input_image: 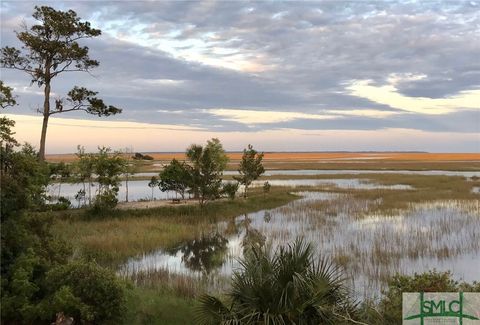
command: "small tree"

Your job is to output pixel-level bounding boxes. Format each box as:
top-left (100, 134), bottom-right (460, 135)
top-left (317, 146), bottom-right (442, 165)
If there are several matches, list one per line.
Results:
top-left (159, 159), bottom-right (190, 200)
top-left (91, 147), bottom-right (124, 210)
top-left (234, 144), bottom-right (265, 198)
top-left (263, 181), bottom-right (271, 196)
top-left (148, 176), bottom-right (158, 200)
top-left (121, 147), bottom-right (137, 202)
top-left (186, 138), bottom-right (229, 206)
top-left (222, 182), bottom-right (239, 200)
top-left (75, 146), bottom-right (94, 206)
top-left (1, 6), bottom-right (122, 160)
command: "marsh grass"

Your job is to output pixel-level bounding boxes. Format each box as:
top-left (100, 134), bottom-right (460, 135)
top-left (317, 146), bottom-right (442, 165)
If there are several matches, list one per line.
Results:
top-left (260, 161), bottom-right (480, 171)
top-left (123, 285), bottom-right (198, 325)
top-left (52, 188), bottom-right (297, 266)
top-left (256, 173), bottom-right (479, 213)
top-left (131, 158), bottom-right (480, 173)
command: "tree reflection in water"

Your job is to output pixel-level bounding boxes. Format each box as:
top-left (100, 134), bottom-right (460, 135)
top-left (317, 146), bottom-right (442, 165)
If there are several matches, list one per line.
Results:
top-left (165, 214), bottom-right (267, 274)
top-left (241, 214), bottom-right (266, 255)
top-left (166, 233), bottom-right (228, 274)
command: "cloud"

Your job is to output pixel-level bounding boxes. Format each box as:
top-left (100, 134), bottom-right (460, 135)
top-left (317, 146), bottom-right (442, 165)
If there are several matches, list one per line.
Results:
top-left (1, 0), bottom-right (479, 151)
top-left (347, 78), bottom-right (480, 115)
top-left (209, 108), bottom-right (337, 124)
top-left (6, 114), bottom-right (478, 153)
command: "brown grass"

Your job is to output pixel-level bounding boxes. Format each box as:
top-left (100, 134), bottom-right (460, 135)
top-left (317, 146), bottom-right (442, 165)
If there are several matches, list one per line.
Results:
top-left (46, 152), bottom-right (480, 163)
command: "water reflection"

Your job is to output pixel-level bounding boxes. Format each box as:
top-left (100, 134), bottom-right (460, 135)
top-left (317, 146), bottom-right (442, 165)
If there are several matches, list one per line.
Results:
top-left (240, 214), bottom-right (266, 255)
top-left (165, 233), bottom-right (228, 274)
top-left (48, 178), bottom-right (412, 205)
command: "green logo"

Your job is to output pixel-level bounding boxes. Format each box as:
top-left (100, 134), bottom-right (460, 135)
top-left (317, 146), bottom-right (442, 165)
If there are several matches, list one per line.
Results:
top-left (403, 292), bottom-right (480, 324)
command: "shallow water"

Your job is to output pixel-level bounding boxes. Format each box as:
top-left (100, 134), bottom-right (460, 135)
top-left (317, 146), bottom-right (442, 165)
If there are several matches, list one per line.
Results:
top-left (119, 192), bottom-right (480, 299)
top-left (47, 178), bottom-right (410, 204)
top-left (250, 178), bottom-right (412, 190)
top-left (47, 180), bottom-right (187, 204)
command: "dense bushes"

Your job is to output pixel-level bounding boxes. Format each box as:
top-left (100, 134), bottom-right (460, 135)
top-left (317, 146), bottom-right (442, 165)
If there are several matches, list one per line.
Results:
top-left (0, 143), bottom-right (50, 220)
top-left (221, 182), bottom-right (239, 200)
top-left (1, 213), bottom-right (126, 324)
top-left (44, 261), bottom-right (127, 323)
top-left (1, 121), bottom-right (127, 324)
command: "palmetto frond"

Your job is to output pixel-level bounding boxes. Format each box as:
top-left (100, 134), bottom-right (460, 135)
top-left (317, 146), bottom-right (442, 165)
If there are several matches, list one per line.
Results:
top-left (196, 238), bottom-right (358, 324)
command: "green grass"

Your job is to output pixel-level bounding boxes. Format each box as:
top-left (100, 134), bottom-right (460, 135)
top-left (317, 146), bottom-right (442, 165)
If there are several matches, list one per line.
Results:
top-left (123, 286), bottom-right (197, 325)
top-left (257, 173), bottom-right (479, 213)
top-left (330, 174), bottom-right (479, 213)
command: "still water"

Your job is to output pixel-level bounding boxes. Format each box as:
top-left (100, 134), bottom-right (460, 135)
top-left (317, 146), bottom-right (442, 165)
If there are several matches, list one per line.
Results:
top-left (48, 178), bottom-right (412, 204)
top-left (119, 192), bottom-right (480, 298)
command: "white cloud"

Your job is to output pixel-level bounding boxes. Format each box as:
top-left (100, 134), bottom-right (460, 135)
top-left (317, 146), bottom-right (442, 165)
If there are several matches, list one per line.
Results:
top-left (209, 108), bottom-right (338, 124)
top-left (327, 109), bottom-right (400, 118)
top-left (209, 108), bottom-right (401, 124)
top-left (347, 78), bottom-right (480, 115)
top-left (5, 114), bottom-right (203, 131)
top-left (134, 78), bottom-right (185, 86)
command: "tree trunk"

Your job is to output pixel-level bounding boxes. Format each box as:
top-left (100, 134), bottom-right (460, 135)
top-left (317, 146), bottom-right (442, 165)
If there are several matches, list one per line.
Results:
top-left (125, 175), bottom-right (129, 202)
top-left (38, 62), bottom-right (51, 161)
top-left (38, 101), bottom-right (50, 161)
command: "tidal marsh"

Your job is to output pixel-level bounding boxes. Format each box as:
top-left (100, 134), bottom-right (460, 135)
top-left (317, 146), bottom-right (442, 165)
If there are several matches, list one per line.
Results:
top-left (52, 189), bottom-right (297, 265)
top-left (112, 174), bottom-right (480, 300)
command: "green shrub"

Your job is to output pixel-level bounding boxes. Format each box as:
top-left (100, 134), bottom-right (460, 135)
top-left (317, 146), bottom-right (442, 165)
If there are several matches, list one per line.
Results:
top-left (221, 182), bottom-right (239, 200)
top-left (43, 260), bottom-right (127, 323)
top-left (48, 196), bottom-right (71, 211)
top-left (1, 214), bottom-right (127, 324)
top-left (373, 270), bottom-right (480, 325)
top-left (90, 188), bottom-right (119, 214)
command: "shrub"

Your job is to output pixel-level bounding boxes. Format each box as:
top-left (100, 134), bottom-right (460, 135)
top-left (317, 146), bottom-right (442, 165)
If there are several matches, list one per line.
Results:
top-left (90, 188), bottom-right (119, 214)
top-left (42, 260), bottom-right (127, 324)
top-left (196, 238), bottom-right (358, 324)
top-left (49, 196), bottom-right (71, 211)
top-left (263, 181), bottom-right (271, 195)
top-left (221, 182), bottom-right (239, 200)
top-left (1, 213), bottom-right (71, 323)
top-left (375, 270), bottom-right (480, 325)
top-left (1, 214), bottom-right (127, 324)
top-left (132, 152), bottom-right (154, 160)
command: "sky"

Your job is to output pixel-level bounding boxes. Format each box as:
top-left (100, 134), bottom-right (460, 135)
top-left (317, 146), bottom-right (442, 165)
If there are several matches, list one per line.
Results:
top-left (1, 0), bottom-right (479, 153)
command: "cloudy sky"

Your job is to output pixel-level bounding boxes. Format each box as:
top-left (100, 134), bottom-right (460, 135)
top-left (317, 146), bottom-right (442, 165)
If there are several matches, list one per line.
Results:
top-left (1, 0), bottom-right (479, 153)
